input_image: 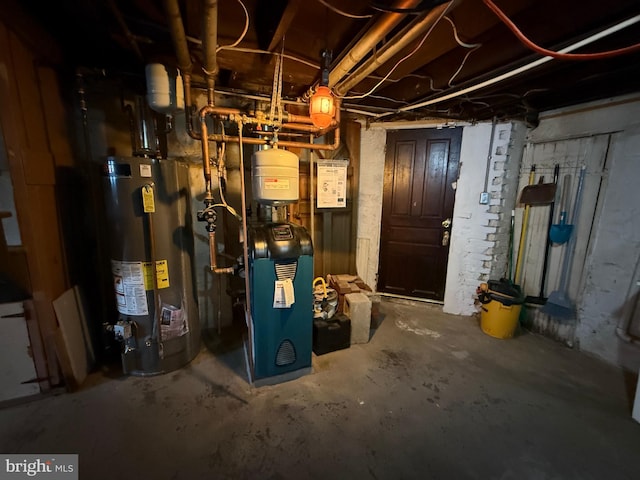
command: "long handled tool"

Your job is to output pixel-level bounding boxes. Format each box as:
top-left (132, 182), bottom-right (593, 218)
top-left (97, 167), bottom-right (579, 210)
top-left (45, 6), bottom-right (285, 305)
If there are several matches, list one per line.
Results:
top-left (526, 164), bottom-right (559, 304)
top-left (542, 165), bottom-right (587, 318)
top-left (514, 165), bottom-right (536, 284)
top-left (549, 174), bottom-right (574, 244)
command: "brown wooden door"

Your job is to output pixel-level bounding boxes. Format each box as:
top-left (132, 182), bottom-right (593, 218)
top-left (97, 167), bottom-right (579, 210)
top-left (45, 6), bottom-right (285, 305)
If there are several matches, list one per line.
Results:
top-left (378, 128), bottom-right (461, 300)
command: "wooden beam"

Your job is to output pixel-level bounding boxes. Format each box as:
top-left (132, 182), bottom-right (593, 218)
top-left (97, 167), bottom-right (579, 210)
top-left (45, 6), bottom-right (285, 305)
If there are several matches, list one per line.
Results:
top-left (267, 0), bottom-right (302, 52)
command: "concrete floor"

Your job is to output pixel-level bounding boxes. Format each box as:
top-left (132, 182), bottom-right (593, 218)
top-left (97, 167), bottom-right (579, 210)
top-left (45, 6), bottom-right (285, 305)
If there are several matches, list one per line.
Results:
top-left (1, 298), bottom-right (639, 479)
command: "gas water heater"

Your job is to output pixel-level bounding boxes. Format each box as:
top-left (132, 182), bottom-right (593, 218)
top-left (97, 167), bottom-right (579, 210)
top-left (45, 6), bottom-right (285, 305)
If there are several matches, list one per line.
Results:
top-left (248, 147), bottom-right (314, 385)
top-left (101, 97), bottom-right (199, 375)
top-left (103, 156), bottom-right (200, 375)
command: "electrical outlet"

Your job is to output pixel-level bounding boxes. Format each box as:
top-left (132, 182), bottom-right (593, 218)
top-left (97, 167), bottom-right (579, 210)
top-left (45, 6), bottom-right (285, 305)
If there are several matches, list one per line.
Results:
top-left (479, 192), bottom-right (490, 204)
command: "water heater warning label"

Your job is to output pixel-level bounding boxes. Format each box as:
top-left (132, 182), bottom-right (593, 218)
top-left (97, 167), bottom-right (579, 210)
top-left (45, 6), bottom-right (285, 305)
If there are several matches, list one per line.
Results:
top-left (143, 260), bottom-right (170, 289)
top-left (111, 260), bottom-right (149, 316)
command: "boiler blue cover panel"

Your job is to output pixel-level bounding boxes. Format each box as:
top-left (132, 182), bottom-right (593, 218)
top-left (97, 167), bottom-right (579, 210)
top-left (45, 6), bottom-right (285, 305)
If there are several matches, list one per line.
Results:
top-left (251, 255), bottom-right (313, 380)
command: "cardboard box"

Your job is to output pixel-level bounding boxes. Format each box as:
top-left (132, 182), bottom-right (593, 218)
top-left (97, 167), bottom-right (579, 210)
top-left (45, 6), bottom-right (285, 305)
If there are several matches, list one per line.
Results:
top-left (327, 274), bottom-right (372, 314)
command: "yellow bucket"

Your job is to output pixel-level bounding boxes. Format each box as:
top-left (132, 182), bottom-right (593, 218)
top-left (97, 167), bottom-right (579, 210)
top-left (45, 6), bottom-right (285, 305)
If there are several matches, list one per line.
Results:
top-left (480, 299), bottom-right (521, 339)
top-left (478, 280), bottom-right (523, 339)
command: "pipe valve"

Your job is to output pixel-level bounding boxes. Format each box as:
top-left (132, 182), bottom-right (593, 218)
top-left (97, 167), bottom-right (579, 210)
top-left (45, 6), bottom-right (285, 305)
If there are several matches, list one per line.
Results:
top-left (197, 198), bottom-right (217, 233)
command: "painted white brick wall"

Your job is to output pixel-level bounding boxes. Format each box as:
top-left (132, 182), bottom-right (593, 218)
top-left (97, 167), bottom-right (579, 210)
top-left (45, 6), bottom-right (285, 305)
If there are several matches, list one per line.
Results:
top-left (356, 120), bottom-right (525, 316)
top-left (444, 122), bottom-right (525, 315)
top-left (489, 123), bottom-right (526, 281)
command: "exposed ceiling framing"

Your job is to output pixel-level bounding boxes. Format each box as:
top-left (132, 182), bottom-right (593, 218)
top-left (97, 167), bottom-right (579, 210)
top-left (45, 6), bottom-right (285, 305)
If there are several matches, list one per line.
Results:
top-left (14, 0), bottom-right (640, 124)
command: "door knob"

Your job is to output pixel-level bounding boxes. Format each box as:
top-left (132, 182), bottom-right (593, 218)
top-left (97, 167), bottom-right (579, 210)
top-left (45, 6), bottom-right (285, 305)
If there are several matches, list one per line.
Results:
top-left (441, 218), bottom-right (452, 228)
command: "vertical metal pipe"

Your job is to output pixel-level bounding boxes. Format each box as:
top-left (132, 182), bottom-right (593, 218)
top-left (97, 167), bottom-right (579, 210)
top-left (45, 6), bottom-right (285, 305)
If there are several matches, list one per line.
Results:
top-left (200, 113), bottom-right (212, 193)
top-left (237, 121), bottom-right (254, 377)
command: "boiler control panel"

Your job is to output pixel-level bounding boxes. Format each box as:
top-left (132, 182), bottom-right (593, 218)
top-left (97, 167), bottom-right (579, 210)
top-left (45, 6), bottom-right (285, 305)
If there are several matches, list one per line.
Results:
top-left (250, 222), bottom-right (313, 260)
top-left (272, 224), bottom-right (294, 241)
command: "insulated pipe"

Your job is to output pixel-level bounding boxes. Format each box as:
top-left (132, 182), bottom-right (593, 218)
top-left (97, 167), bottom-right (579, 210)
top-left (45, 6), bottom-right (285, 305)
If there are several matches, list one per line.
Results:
top-left (202, 0), bottom-right (219, 106)
top-left (335, 1), bottom-right (454, 95)
top-left (328, 0), bottom-right (422, 88)
top-left (163, 0), bottom-right (193, 75)
top-left (163, 0), bottom-right (200, 139)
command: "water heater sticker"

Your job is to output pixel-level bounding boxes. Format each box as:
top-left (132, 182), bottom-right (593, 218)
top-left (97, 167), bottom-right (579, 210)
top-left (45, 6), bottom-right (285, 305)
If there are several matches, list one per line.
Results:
top-left (143, 260), bottom-right (170, 290)
top-left (139, 164), bottom-right (152, 177)
top-left (111, 260), bottom-right (149, 315)
top-left (264, 178), bottom-right (290, 190)
top-left (161, 304), bottom-right (189, 339)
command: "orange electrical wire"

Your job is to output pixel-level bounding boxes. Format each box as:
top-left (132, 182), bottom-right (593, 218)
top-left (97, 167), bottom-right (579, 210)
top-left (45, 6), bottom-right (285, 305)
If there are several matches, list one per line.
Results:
top-left (483, 0), bottom-right (640, 60)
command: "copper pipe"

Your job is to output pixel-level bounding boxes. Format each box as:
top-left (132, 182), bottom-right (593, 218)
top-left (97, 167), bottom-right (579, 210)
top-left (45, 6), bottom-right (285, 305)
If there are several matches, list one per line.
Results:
top-left (199, 105), bottom-right (323, 130)
top-left (200, 114), bottom-right (213, 192)
top-left (183, 73), bottom-right (201, 140)
top-left (212, 134), bottom-right (266, 145)
top-left (202, 131), bottom-right (340, 151)
top-left (211, 106), bottom-right (244, 117)
top-left (209, 231), bottom-right (234, 274)
top-left (283, 112), bottom-right (314, 124)
top-left (202, 0), bottom-right (219, 105)
top-left (251, 111), bottom-right (318, 126)
top-left (280, 123), bottom-right (323, 133)
top-left (335, 1), bottom-right (454, 95)
top-left (328, 0), bottom-right (422, 88)
top-left (275, 102), bottom-right (340, 149)
top-left (198, 101), bottom-right (341, 151)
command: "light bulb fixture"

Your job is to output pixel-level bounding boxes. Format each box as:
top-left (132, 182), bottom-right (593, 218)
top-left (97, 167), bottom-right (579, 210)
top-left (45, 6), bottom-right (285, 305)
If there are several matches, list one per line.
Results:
top-left (309, 49), bottom-right (335, 129)
top-left (309, 86), bottom-right (335, 129)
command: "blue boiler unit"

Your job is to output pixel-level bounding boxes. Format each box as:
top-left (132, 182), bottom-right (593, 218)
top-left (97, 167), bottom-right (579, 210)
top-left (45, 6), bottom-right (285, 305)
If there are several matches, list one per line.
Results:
top-left (249, 222), bottom-right (313, 384)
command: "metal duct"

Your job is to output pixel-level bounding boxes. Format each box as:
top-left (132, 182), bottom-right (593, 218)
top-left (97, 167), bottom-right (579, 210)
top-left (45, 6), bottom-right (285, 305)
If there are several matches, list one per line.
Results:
top-left (328, 0), bottom-right (422, 88)
top-left (334, 1), bottom-right (455, 96)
